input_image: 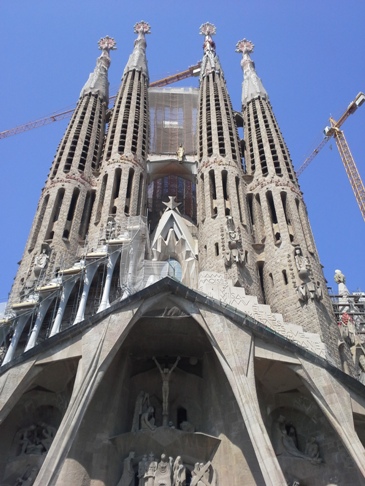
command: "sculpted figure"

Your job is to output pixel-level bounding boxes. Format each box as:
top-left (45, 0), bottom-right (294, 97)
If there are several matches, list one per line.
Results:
top-left (153, 356), bottom-right (180, 423)
top-left (154, 453), bottom-right (172, 486)
top-left (294, 247), bottom-right (309, 280)
top-left (334, 269), bottom-right (346, 284)
top-left (340, 312), bottom-right (356, 346)
top-left (19, 424), bottom-right (44, 455)
top-left (275, 416), bottom-right (322, 464)
top-left (34, 249), bottom-right (49, 277)
top-left (117, 451), bottom-right (135, 486)
top-left (173, 456), bottom-right (186, 486)
top-left (176, 144), bottom-right (185, 162)
top-left (141, 406), bottom-right (156, 431)
top-left (305, 436), bottom-right (320, 460)
top-left (145, 452), bottom-right (158, 486)
top-left (138, 454), bottom-right (149, 486)
top-left (15, 466), bottom-right (38, 485)
top-left (131, 391), bottom-right (150, 432)
top-left (180, 421), bottom-right (195, 432)
top-left (40, 422), bottom-right (56, 451)
top-left (190, 461), bottom-right (216, 486)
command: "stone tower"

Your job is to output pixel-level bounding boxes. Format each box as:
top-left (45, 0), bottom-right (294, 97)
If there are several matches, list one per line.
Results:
top-left (196, 23), bottom-right (261, 297)
top-left (88, 21), bottom-right (150, 243)
top-left (9, 36), bottom-right (115, 307)
top-left (237, 39), bottom-right (339, 357)
top-left (1, 23), bottom-right (365, 486)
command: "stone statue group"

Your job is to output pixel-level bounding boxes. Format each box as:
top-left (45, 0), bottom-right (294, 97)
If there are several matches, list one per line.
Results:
top-left (117, 451), bottom-right (217, 486)
top-left (19, 422), bottom-right (56, 456)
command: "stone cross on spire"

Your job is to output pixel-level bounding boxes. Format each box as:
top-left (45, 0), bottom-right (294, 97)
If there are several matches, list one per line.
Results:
top-left (236, 38), bottom-right (268, 107)
top-left (80, 36), bottom-right (116, 101)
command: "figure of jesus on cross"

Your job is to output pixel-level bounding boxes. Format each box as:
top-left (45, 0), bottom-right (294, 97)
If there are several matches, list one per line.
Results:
top-left (153, 356), bottom-right (180, 426)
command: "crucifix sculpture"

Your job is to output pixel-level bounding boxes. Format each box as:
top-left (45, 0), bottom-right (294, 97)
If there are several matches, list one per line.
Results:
top-left (152, 356), bottom-right (180, 426)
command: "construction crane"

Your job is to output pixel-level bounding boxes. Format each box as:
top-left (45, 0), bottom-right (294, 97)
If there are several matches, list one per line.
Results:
top-left (0, 62), bottom-right (202, 140)
top-left (297, 92), bottom-right (365, 221)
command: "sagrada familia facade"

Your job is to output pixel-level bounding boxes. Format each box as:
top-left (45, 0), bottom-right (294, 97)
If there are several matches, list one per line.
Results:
top-left (0, 21), bottom-right (365, 486)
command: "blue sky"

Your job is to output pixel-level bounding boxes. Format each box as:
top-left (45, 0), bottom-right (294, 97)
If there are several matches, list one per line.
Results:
top-left (0, 0), bottom-right (364, 301)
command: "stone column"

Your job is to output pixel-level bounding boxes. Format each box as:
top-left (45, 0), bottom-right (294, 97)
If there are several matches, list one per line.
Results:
top-left (97, 250), bottom-right (120, 313)
top-left (25, 297), bottom-right (54, 351)
top-left (73, 262), bottom-right (99, 324)
top-left (2, 314), bottom-right (29, 365)
top-left (49, 278), bottom-right (78, 336)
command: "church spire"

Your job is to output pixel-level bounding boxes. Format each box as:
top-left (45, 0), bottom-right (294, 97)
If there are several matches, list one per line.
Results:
top-left (123, 20), bottom-right (150, 78)
top-left (196, 23), bottom-right (261, 296)
top-left (80, 36), bottom-right (116, 102)
top-left (199, 22), bottom-right (222, 78)
top-left (236, 39), bottom-right (268, 107)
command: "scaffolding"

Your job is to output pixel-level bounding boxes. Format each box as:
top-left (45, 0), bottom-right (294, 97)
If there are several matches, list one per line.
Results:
top-left (149, 87), bottom-right (199, 156)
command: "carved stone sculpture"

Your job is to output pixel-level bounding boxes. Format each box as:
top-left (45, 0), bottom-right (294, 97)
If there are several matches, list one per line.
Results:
top-left (176, 144), bottom-right (185, 162)
top-left (274, 416), bottom-right (322, 464)
top-left (191, 461), bottom-right (216, 486)
top-left (131, 391), bottom-right (150, 432)
top-left (173, 456), bottom-right (186, 486)
top-left (138, 454), bottom-right (149, 486)
top-left (225, 216), bottom-right (243, 266)
top-left (305, 436), bottom-right (321, 460)
top-left (15, 465), bottom-right (38, 485)
top-left (294, 247), bottom-right (309, 280)
top-left (153, 356), bottom-right (180, 426)
top-left (34, 248), bottom-right (49, 278)
top-left (19, 423), bottom-right (53, 456)
top-left (117, 451), bottom-right (135, 486)
top-left (141, 406), bottom-right (156, 431)
top-left (294, 248), bottom-right (322, 303)
top-left (145, 452), bottom-right (158, 486)
top-left (154, 453), bottom-right (172, 486)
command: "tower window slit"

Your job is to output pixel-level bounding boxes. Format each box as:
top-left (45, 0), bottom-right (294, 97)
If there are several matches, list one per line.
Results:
top-left (63, 187), bottom-right (80, 239)
top-left (136, 174), bottom-right (143, 216)
top-left (45, 188), bottom-right (65, 240)
top-left (79, 190), bottom-right (95, 239)
top-left (235, 177), bottom-right (243, 223)
top-left (95, 174), bottom-right (108, 224)
top-left (257, 262), bottom-right (266, 304)
top-left (125, 168), bottom-right (135, 214)
top-left (214, 243), bottom-right (219, 256)
top-left (282, 270), bottom-right (288, 285)
top-left (209, 169), bottom-right (217, 217)
top-left (222, 170), bottom-right (230, 216)
top-left (266, 191), bottom-right (280, 242)
top-left (29, 194), bottom-right (49, 251)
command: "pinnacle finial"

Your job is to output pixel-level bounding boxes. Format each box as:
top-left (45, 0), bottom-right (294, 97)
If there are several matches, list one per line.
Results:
top-left (134, 21), bottom-right (151, 35)
top-left (200, 22), bottom-right (216, 54)
top-left (199, 22), bottom-right (216, 37)
top-left (235, 39), bottom-right (254, 55)
top-left (98, 36), bottom-right (117, 52)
